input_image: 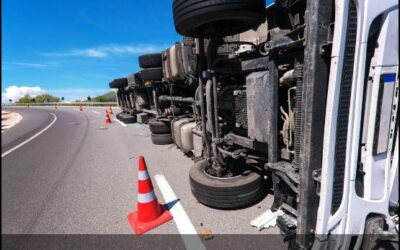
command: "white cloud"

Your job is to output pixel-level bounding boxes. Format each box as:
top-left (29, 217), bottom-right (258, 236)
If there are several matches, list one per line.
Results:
top-left (42, 49), bottom-right (107, 58)
top-left (71, 48), bottom-right (108, 58)
top-left (101, 45), bottom-right (162, 54)
top-left (2, 86), bottom-right (46, 102)
top-left (3, 61), bottom-right (59, 68)
top-left (42, 44), bottom-right (165, 58)
top-left (1, 86), bottom-right (111, 103)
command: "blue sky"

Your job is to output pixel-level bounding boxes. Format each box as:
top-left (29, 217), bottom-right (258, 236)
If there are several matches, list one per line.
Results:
top-left (2, 0), bottom-right (273, 102)
top-left (2, 0), bottom-right (181, 101)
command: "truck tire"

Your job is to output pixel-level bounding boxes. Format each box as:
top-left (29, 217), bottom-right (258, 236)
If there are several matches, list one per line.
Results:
top-left (116, 112), bottom-right (123, 120)
top-left (189, 159), bottom-right (264, 209)
top-left (109, 78), bottom-right (128, 88)
top-left (139, 53), bottom-right (162, 68)
top-left (141, 67), bottom-right (163, 82)
top-left (173, 0), bottom-right (266, 37)
top-left (149, 119), bottom-right (171, 134)
top-left (120, 115), bottom-right (137, 124)
top-left (151, 133), bottom-right (174, 145)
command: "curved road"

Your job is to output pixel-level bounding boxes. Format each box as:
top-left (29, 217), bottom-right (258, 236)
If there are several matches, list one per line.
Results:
top-left (2, 107), bottom-right (90, 233)
top-left (2, 106), bottom-right (136, 235)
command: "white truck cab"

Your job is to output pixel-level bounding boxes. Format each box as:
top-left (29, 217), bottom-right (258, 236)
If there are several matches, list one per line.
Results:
top-left (316, 1), bottom-right (398, 248)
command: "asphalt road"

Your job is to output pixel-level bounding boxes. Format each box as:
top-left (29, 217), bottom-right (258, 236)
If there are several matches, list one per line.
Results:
top-left (2, 106), bottom-right (283, 248)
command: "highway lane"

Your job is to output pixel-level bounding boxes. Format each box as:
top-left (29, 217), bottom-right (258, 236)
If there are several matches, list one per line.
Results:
top-left (2, 107), bottom-right (91, 234)
top-left (1, 106), bottom-right (180, 235)
top-left (2, 106), bottom-right (280, 248)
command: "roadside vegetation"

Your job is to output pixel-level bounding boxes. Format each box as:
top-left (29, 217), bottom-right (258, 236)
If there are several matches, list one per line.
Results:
top-left (14, 91), bottom-right (116, 104)
top-left (90, 91), bottom-right (117, 102)
top-left (16, 94), bottom-right (60, 104)
top-left (7, 91), bottom-right (118, 107)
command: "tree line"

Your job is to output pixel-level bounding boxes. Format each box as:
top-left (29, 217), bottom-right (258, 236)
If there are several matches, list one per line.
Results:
top-left (16, 94), bottom-right (60, 103)
top-left (15, 91), bottom-right (116, 103)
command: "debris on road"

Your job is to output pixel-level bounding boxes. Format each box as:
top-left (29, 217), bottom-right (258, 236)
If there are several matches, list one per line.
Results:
top-left (250, 209), bottom-right (284, 231)
top-left (200, 229), bottom-right (213, 240)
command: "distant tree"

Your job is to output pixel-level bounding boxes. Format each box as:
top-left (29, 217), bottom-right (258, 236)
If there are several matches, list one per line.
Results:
top-left (34, 94), bottom-right (60, 103)
top-left (93, 96), bottom-right (107, 102)
top-left (92, 91), bottom-right (117, 102)
top-left (17, 94), bottom-right (31, 103)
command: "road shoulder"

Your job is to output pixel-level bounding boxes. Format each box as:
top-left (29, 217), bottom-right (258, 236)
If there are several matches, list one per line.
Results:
top-left (2, 110), bottom-right (23, 132)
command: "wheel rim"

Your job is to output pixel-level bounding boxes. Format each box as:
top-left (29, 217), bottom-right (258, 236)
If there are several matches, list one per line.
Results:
top-left (203, 165), bottom-right (252, 180)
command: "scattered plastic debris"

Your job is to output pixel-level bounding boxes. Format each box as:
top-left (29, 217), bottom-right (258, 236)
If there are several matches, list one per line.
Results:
top-left (200, 229), bottom-right (213, 240)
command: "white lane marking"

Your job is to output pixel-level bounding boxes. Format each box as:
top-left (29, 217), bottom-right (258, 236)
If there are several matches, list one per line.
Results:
top-left (154, 174), bottom-right (206, 250)
top-left (2, 113), bottom-right (57, 158)
top-left (92, 111), bottom-right (101, 114)
top-left (114, 118), bottom-right (126, 127)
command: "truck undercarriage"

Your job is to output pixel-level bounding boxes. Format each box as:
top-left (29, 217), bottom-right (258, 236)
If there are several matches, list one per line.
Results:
top-left (109, 0), bottom-right (399, 248)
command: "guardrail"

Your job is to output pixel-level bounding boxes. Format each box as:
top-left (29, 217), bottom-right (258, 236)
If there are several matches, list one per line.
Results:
top-left (2, 102), bottom-right (119, 107)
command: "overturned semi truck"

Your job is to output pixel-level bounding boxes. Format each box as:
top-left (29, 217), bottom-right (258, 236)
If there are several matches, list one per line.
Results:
top-left (109, 0), bottom-right (399, 248)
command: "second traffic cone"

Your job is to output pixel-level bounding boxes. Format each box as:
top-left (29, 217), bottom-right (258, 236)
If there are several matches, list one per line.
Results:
top-left (128, 156), bottom-right (173, 235)
top-left (108, 105), bottom-right (113, 115)
top-left (105, 111), bottom-right (112, 124)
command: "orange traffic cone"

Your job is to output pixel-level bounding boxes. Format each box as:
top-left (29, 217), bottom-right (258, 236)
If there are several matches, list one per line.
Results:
top-left (108, 105), bottom-right (113, 115)
top-left (128, 156), bottom-right (173, 235)
top-left (105, 111), bottom-right (112, 124)
top-left (79, 105), bottom-right (83, 111)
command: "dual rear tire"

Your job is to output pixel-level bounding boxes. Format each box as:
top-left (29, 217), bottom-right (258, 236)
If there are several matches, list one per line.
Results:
top-left (117, 112), bottom-right (137, 124)
top-left (139, 53), bottom-right (162, 68)
top-left (141, 67), bottom-right (163, 82)
top-left (109, 78), bottom-right (128, 88)
top-left (139, 53), bottom-right (163, 82)
top-left (150, 133), bottom-right (173, 145)
top-left (120, 114), bottom-right (137, 124)
top-left (149, 119), bottom-right (173, 145)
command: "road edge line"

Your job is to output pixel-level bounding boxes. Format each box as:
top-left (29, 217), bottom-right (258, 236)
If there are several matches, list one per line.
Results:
top-left (114, 118), bottom-right (127, 127)
top-left (1, 113), bottom-right (57, 158)
top-left (154, 174), bottom-right (206, 250)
